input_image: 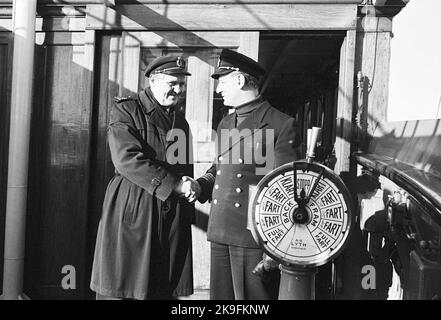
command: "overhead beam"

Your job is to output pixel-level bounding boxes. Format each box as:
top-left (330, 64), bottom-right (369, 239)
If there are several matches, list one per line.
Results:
top-left (86, 4), bottom-right (358, 30)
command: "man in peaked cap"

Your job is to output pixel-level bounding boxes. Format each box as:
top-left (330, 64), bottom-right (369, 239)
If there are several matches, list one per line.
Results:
top-left (211, 48), bottom-right (266, 80)
top-left (90, 54), bottom-right (199, 299)
top-left (184, 49), bottom-right (302, 300)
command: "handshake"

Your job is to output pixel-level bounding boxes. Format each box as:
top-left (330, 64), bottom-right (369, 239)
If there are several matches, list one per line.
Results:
top-left (174, 176), bottom-right (202, 203)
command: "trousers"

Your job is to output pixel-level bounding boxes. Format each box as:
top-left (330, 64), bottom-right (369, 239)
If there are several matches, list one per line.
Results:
top-left (210, 242), bottom-right (275, 300)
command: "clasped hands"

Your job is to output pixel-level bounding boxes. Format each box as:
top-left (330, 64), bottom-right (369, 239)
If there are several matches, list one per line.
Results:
top-left (175, 176), bottom-right (201, 203)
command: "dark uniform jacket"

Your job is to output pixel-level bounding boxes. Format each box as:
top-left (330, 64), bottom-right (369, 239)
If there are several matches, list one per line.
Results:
top-left (90, 88), bottom-right (194, 299)
top-left (198, 97), bottom-right (301, 248)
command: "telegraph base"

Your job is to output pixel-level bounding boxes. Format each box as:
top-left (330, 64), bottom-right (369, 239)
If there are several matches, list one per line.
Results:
top-left (278, 265), bottom-right (318, 300)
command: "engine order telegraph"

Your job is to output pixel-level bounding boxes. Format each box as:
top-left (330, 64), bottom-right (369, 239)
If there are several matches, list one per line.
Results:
top-left (249, 127), bottom-right (354, 299)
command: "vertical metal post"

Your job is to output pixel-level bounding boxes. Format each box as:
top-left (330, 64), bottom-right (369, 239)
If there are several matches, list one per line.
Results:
top-left (278, 265), bottom-right (318, 300)
top-left (1, 0), bottom-right (36, 300)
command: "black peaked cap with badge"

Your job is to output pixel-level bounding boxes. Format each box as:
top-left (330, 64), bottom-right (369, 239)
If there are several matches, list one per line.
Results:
top-left (211, 49), bottom-right (266, 80)
top-left (145, 54), bottom-right (191, 77)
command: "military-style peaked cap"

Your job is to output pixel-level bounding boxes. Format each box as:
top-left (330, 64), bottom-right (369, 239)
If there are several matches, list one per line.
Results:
top-left (145, 55), bottom-right (191, 77)
top-left (211, 49), bottom-right (266, 80)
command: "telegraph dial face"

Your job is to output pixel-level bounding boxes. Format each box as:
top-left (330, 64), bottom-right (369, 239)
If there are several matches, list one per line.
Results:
top-left (250, 161), bottom-right (353, 268)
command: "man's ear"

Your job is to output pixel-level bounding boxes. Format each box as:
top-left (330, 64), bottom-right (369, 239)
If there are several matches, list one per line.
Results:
top-left (237, 73), bottom-right (246, 89)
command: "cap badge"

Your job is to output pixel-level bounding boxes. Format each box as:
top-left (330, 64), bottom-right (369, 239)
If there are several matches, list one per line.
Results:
top-left (176, 56), bottom-right (185, 68)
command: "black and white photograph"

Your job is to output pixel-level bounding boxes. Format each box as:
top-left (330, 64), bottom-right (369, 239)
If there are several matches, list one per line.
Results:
top-left (0, 0), bottom-right (440, 313)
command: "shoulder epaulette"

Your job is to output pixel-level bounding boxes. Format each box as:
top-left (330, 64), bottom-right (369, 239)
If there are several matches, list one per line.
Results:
top-left (113, 95), bottom-right (134, 103)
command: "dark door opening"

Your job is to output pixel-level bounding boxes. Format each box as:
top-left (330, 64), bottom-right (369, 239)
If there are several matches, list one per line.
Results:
top-left (259, 32), bottom-right (344, 161)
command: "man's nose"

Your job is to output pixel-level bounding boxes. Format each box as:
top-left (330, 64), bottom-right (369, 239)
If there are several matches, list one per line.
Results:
top-left (173, 84), bottom-right (183, 94)
top-left (216, 83), bottom-right (222, 94)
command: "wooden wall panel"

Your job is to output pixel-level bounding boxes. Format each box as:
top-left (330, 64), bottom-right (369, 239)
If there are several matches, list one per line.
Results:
top-left (131, 31), bottom-right (240, 48)
top-left (238, 32), bottom-right (259, 61)
top-left (85, 33), bottom-right (121, 299)
top-left (121, 32), bottom-right (140, 96)
top-left (185, 49), bottom-right (217, 142)
top-left (24, 41), bottom-right (47, 298)
top-left (355, 30), bottom-right (391, 145)
top-left (335, 29), bottom-right (356, 176)
top-left (24, 39), bottom-right (93, 299)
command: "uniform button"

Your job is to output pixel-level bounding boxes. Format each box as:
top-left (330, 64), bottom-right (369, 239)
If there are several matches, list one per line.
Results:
top-left (217, 170), bottom-right (221, 175)
top-left (238, 158), bottom-right (244, 164)
top-left (213, 199), bottom-right (217, 204)
top-left (234, 202), bottom-right (241, 208)
top-left (236, 173), bottom-right (243, 178)
top-left (214, 184), bottom-right (219, 189)
top-left (236, 188), bottom-right (242, 193)
top-left (151, 178), bottom-right (161, 186)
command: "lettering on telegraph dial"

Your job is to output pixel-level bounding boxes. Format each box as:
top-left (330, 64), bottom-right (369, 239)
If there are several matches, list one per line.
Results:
top-left (253, 166), bottom-right (351, 267)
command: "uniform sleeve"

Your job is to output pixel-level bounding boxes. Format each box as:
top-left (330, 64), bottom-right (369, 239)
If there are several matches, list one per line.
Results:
top-left (108, 101), bottom-right (180, 201)
top-left (194, 115), bottom-right (231, 203)
top-left (196, 165), bottom-right (216, 203)
top-left (274, 118), bottom-right (303, 168)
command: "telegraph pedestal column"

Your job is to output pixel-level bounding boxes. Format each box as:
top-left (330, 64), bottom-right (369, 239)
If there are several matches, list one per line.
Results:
top-left (249, 127), bottom-right (354, 300)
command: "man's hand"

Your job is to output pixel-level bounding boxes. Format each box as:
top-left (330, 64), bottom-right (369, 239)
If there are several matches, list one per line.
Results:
top-left (183, 176), bottom-right (201, 203)
top-left (252, 254), bottom-right (279, 278)
top-left (174, 176), bottom-right (201, 203)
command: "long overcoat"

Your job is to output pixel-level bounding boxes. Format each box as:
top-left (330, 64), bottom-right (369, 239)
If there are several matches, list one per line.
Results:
top-left (90, 89), bottom-right (194, 299)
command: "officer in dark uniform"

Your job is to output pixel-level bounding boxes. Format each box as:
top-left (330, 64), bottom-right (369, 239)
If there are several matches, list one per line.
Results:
top-left (90, 55), bottom-right (196, 299)
top-left (194, 49), bottom-right (302, 300)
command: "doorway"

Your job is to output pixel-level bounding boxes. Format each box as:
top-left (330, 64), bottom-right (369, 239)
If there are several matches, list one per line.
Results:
top-left (259, 32), bottom-right (344, 161)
